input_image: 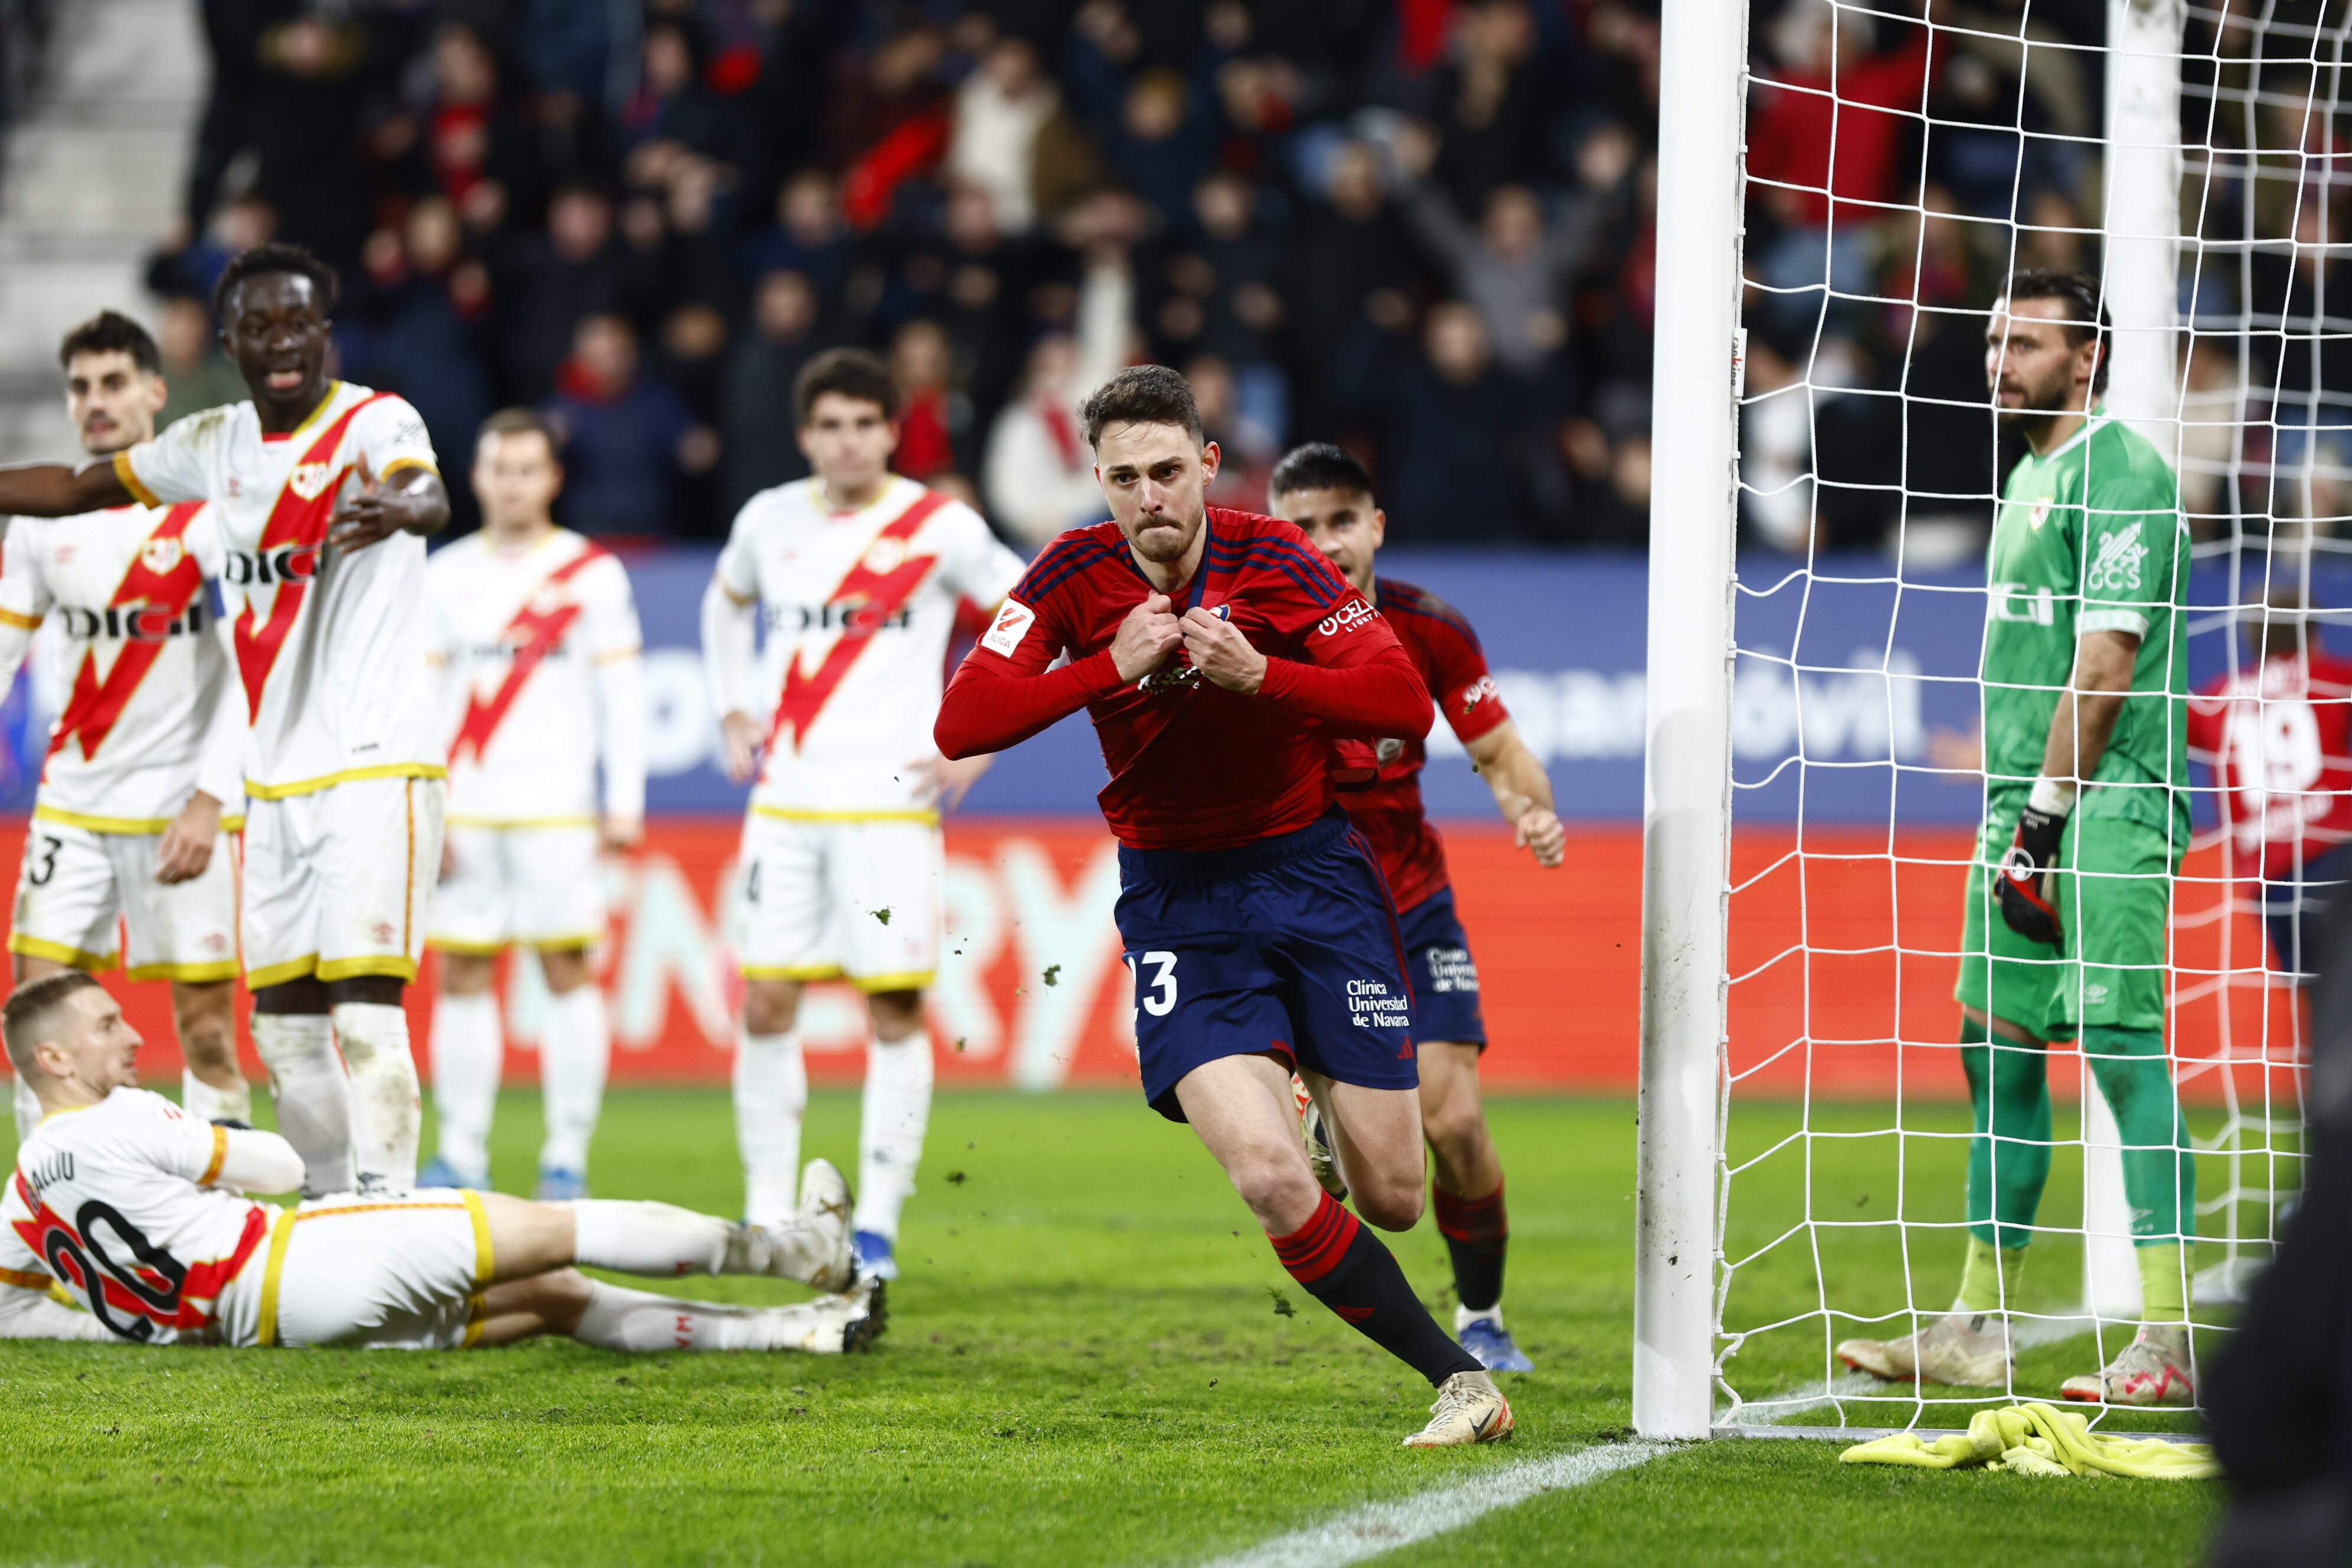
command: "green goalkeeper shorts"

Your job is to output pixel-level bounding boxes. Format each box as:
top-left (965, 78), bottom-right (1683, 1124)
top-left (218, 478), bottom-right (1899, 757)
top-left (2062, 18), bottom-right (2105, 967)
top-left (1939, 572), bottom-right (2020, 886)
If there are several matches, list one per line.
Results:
top-left (1954, 801), bottom-right (2177, 1040)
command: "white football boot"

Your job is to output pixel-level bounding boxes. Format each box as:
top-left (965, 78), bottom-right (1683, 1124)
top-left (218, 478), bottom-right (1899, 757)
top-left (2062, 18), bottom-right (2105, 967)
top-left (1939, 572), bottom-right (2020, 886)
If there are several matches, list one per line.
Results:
top-left (1293, 1073), bottom-right (1348, 1201)
top-left (2060, 1326), bottom-right (2195, 1406)
top-left (1837, 1312), bottom-right (2013, 1387)
top-left (1403, 1370), bottom-right (1515, 1447)
top-left (740, 1158), bottom-right (857, 1291)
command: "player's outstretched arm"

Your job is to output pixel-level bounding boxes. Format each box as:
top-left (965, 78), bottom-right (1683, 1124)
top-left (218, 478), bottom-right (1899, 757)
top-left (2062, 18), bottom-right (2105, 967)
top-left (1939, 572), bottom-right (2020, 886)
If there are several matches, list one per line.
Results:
top-left (0, 459), bottom-right (133, 518)
top-left (1466, 721), bottom-right (1564, 867)
top-left (326, 456), bottom-right (449, 550)
top-left (936, 594), bottom-right (1174, 757)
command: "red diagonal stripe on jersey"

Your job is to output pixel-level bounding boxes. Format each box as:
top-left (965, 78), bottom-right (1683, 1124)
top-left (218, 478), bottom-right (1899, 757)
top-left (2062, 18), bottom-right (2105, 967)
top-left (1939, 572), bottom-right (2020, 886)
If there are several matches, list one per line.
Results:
top-left (769, 489), bottom-right (950, 750)
top-left (10, 1171), bottom-right (267, 1335)
top-left (48, 501), bottom-right (209, 765)
top-left (448, 546), bottom-right (607, 765)
top-left (231, 392), bottom-right (396, 721)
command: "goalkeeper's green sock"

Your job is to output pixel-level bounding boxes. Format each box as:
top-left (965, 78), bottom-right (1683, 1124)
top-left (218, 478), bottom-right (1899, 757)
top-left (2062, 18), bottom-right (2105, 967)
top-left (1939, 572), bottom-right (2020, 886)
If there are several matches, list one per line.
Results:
top-left (1961, 1016), bottom-right (2052, 1251)
top-left (2137, 1242), bottom-right (2189, 1325)
top-left (1954, 1234), bottom-right (2027, 1313)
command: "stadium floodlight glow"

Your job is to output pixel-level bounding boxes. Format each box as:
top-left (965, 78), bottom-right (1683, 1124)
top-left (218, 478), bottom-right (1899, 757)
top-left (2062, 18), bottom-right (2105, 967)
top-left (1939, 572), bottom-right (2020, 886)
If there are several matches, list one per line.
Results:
top-left (1641, 0), bottom-right (2313, 1440)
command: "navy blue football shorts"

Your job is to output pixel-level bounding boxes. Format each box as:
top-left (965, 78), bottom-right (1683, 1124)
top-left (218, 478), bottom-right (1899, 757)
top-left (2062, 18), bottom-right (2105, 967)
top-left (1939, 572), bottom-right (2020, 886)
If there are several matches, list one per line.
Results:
top-left (1396, 886), bottom-right (1487, 1050)
top-left (1115, 809), bottom-right (1418, 1122)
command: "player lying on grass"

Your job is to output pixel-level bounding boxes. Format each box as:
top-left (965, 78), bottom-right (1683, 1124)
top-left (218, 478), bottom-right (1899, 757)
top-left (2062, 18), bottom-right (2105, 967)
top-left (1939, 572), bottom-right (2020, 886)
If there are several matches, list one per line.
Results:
top-left (1837, 268), bottom-right (2199, 1407)
top-left (0, 971), bottom-right (881, 1353)
top-left (935, 364), bottom-right (1511, 1448)
top-left (1270, 443), bottom-right (1563, 1375)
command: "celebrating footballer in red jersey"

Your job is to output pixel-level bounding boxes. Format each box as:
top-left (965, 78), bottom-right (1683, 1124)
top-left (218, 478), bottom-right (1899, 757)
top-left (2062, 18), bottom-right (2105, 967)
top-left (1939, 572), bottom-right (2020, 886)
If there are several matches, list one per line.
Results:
top-left (936, 365), bottom-right (1512, 1448)
top-left (1270, 443), bottom-right (1563, 1377)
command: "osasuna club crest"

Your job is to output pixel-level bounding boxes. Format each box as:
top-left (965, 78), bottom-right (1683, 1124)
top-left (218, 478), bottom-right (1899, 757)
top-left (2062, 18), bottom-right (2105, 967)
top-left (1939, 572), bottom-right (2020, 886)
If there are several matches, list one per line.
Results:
top-left (139, 535), bottom-right (184, 576)
top-left (288, 461), bottom-right (337, 501)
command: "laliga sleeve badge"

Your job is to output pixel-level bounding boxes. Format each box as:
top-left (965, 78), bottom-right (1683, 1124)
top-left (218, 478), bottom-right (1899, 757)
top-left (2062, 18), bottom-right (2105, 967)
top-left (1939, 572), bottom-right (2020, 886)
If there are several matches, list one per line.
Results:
top-left (981, 598), bottom-right (1035, 657)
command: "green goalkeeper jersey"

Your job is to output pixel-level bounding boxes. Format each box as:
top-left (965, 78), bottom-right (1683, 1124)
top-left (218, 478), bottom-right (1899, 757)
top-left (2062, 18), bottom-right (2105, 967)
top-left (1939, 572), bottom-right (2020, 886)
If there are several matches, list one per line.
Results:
top-left (1981, 409), bottom-right (2189, 841)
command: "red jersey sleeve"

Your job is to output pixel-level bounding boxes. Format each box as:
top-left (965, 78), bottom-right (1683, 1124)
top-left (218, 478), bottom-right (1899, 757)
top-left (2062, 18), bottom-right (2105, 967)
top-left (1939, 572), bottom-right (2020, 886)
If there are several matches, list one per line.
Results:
top-left (1393, 584), bottom-right (1509, 746)
top-left (935, 540), bottom-right (1125, 758)
top-left (1210, 512), bottom-right (1432, 737)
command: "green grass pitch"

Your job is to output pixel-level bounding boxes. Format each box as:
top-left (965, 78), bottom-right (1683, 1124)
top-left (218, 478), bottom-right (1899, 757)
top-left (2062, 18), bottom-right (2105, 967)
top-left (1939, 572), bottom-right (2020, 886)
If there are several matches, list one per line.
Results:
top-left (0, 1090), bottom-right (2217, 1566)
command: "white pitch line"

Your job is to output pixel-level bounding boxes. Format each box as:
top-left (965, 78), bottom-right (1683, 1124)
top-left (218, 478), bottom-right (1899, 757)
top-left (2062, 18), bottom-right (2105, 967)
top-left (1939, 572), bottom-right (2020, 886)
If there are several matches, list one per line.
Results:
top-left (1195, 1440), bottom-right (1673, 1568)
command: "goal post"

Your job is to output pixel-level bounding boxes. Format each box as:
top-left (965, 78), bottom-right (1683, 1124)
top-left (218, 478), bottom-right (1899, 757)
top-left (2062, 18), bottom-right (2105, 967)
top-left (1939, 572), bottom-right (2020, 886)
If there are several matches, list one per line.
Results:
top-left (1634, 0), bottom-right (1749, 1442)
top-left (1640, 0), bottom-right (2311, 1440)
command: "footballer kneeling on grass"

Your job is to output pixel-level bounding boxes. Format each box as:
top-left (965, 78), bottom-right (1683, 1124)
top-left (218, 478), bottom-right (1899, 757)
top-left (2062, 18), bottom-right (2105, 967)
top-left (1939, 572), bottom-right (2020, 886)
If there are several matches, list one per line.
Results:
top-left (0, 971), bottom-right (881, 1354)
top-left (935, 365), bottom-right (1511, 1448)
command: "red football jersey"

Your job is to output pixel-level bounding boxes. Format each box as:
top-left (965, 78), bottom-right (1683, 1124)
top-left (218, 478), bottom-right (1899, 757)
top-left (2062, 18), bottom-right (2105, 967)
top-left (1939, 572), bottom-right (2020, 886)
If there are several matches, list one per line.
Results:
top-left (1339, 579), bottom-right (1512, 912)
top-left (936, 508), bottom-right (1430, 852)
top-left (2187, 648), bottom-right (2352, 881)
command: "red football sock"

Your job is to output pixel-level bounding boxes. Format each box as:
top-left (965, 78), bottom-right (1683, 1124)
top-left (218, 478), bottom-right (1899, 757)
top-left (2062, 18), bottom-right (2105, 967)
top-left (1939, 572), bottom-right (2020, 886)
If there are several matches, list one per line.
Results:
top-left (1433, 1178), bottom-right (1508, 1315)
top-left (1270, 1191), bottom-right (1480, 1386)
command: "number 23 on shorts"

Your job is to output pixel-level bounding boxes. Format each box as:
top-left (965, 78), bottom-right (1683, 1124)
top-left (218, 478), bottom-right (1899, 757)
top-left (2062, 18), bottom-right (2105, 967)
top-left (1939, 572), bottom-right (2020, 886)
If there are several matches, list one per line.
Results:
top-left (1127, 950), bottom-right (1178, 1021)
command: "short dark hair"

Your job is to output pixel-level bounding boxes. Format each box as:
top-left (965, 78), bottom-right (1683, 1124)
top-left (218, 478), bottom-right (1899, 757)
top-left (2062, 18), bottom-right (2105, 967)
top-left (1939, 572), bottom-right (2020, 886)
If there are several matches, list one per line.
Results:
top-left (476, 407), bottom-right (560, 455)
top-left (1269, 442), bottom-right (1374, 502)
top-left (2002, 267), bottom-right (2110, 396)
top-left (2, 969), bottom-right (100, 1080)
top-left (58, 310), bottom-right (160, 375)
top-left (1079, 364), bottom-right (1203, 449)
top-left (793, 347), bottom-right (901, 426)
top-left (213, 241), bottom-right (340, 322)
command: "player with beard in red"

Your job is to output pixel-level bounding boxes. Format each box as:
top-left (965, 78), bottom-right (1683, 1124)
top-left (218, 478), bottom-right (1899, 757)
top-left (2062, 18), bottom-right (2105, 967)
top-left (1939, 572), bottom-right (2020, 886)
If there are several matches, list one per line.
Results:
top-left (935, 365), bottom-right (1511, 1448)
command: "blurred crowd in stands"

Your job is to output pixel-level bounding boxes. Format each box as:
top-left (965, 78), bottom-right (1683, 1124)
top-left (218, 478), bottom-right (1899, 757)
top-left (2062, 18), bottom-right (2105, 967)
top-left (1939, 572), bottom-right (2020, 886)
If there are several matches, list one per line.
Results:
top-left (148, 0), bottom-right (1670, 545)
top-left (1740, 0), bottom-right (2352, 560)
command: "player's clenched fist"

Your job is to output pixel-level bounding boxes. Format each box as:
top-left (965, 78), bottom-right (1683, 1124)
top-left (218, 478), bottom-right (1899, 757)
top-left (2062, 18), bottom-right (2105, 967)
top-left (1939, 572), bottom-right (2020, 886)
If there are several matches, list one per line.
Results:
top-left (1514, 806), bottom-right (1566, 868)
top-left (1181, 606), bottom-right (1266, 694)
top-left (1110, 592), bottom-right (1184, 682)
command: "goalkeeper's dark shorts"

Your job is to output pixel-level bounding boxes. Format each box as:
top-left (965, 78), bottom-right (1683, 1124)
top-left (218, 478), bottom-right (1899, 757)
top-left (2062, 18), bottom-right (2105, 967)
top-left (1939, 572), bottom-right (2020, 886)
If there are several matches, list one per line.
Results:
top-left (1115, 808), bottom-right (1419, 1122)
top-left (1956, 802), bottom-right (2176, 1040)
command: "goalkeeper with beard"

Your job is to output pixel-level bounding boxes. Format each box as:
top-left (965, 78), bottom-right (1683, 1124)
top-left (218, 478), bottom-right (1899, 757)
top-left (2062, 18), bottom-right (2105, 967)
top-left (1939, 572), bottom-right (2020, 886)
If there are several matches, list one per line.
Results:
top-left (1837, 269), bottom-right (2200, 1406)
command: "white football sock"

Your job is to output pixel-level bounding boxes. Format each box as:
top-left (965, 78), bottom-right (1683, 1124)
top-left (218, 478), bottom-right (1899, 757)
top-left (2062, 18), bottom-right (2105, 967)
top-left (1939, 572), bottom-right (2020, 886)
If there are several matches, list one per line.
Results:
top-left (179, 1069), bottom-right (251, 1125)
top-left (332, 1001), bottom-right (420, 1196)
top-left (572, 1280), bottom-right (848, 1353)
top-left (251, 1012), bottom-right (352, 1197)
top-left (855, 1028), bottom-right (933, 1240)
top-left (539, 983), bottom-right (609, 1175)
top-left (734, 1028), bottom-right (805, 1228)
top-left (1455, 1301), bottom-right (1506, 1332)
top-left (571, 1198), bottom-right (735, 1275)
top-left (427, 990), bottom-right (502, 1180)
top-left (11, 1076), bottom-right (40, 1142)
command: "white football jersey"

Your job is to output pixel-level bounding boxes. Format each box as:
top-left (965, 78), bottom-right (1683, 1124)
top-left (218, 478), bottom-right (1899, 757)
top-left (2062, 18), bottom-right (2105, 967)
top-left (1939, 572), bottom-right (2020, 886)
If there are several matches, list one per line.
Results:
top-left (716, 475), bottom-right (1025, 813)
top-left (116, 382), bottom-right (445, 800)
top-left (1, 1088), bottom-right (275, 1345)
top-left (0, 503), bottom-right (242, 828)
top-left (424, 528), bottom-right (645, 824)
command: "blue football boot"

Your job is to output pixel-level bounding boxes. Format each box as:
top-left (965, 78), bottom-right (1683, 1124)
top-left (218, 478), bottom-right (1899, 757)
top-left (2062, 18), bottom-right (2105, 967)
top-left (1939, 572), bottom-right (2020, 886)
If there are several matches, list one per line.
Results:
top-left (417, 1153), bottom-right (486, 1191)
top-left (1459, 1314), bottom-right (1536, 1373)
top-left (852, 1228), bottom-right (899, 1281)
top-left (535, 1165), bottom-right (589, 1201)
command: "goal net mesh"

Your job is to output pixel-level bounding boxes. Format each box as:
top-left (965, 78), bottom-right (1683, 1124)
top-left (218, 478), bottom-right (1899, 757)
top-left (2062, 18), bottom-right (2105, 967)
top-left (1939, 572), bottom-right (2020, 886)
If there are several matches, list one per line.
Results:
top-left (1718, 0), bottom-right (2324, 1432)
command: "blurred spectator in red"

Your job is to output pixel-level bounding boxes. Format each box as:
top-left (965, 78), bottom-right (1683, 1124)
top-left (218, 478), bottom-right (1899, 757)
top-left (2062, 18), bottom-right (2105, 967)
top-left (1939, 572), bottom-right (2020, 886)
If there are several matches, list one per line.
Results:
top-left (404, 21), bottom-right (541, 237)
top-left (891, 318), bottom-right (962, 481)
top-left (542, 314), bottom-right (717, 538)
top-left (348, 198), bottom-right (495, 494)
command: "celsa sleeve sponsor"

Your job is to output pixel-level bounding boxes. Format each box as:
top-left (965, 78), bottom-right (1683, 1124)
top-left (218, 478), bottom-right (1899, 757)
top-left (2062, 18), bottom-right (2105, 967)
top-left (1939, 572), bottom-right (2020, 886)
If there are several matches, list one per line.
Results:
top-left (981, 599), bottom-right (1035, 657)
top-left (1317, 598), bottom-right (1376, 638)
top-left (1456, 674), bottom-right (1501, 715)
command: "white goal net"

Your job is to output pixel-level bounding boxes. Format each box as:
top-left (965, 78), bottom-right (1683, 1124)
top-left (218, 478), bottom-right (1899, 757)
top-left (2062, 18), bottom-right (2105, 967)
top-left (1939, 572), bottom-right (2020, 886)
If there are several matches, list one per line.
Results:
top-left (1639, 0), bottom-right (2328, 1438)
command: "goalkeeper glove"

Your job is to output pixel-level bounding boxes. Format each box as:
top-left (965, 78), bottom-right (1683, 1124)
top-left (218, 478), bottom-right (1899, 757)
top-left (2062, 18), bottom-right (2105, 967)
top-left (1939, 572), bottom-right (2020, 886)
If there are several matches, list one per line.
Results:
top-left (1994, 801), bottom-right (2067, 945)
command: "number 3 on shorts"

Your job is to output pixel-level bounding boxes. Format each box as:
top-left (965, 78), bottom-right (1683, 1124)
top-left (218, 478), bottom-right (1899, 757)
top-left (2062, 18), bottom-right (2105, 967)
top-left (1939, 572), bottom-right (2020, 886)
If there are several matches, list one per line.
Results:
top-left (1127, 950), bottom-right (1178, 1020)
